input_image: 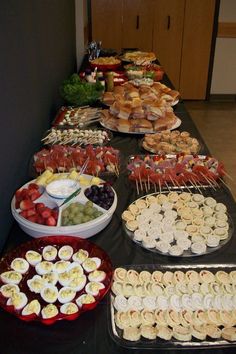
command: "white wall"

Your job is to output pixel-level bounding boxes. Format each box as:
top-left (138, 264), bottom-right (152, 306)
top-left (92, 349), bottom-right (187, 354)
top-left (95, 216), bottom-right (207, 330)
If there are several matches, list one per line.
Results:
top-left (75, 0), bottom-right (85, 70)
top-left (211, 0), bottom-right (236, 94)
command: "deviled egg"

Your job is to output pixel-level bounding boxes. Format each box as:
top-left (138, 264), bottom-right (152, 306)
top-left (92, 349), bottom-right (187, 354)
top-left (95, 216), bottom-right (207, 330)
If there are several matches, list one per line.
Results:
top-left (68, 274), bottom-right (86, 292)
top-left (82, 257), bottom-right (101, 273)
top-left (25, 250), bottom-right (42, 266)
top-left (58, 271), bottom-right (72, 287)
top-left (22, 299), bottom-right (41, 316)
top-left (54, 260), bottom-right (71, 274)
top-left (76, 294), bottom-right (96, 307)
top-left (88, 270), bottom-right (106, 283)
top-left (41, 304), bottom-right (58, 319)
top-left (58, 245), bottom-right (74, 261)
top-left (42, 245), bottom-right (57, 261)
top-left (67, 263), bottom-right (84, 278)
top-left (72, 249), bottom-right (89, 264)
top-left (27, 275), bottom-right (45, 293)
top-left (35, 261), bottom-right (54, 275)
top-left (7, 292), bottom-right (28, 310)
top-left (40, 284), bottom-right (58, 303)
top-left (60, 302), bottom-right (78, 315)
top-left (0, 284), bottom-right (20, 298)
top-left (42, 272), bottom-right (58, 286)
top-left (10, 258), bottom-right (29, 274)
top-left (58, 287), bottom-right (76, 304)
top-left (85, 282), bottom-right (105, 296)
top-left (0, 270), bottom-right (22, 285)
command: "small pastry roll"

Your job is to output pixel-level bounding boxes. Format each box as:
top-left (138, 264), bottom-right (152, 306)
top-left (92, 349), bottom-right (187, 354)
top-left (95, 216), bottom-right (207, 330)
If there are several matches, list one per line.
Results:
top-left (165, 309), bottom-right (181, 327)
top-left (221, 283), bottom-right (233, 295)
top-left (169, 245), bottom-right (184, 256)
top-left (216, 271), bottom-right (230, 284)
top-left (123, 327), bottom-right (141, 341)
top-left (150, 282), bottom-right (164, 296)
top-left (115, 311), bottom-right (131, 329)
top-left (141, 309), bottom-right (156, 326)
top-left (156, 296), bottom-right (169, 311)
top-left (209, 282), bottom-right (222, 296)
top-left (156, 326), bottom-right (173, 340)
top-left (213, 295), bottom-right (223, 311)
top-left (193, 310), bottom-right (208, 326)
top-left (113, 268), bottom-right (127, 282)
top-left (170, 294), bottom-right (182, 312)
top-left (113, 295), bottom-right (129, 312)
top-left (191, 293), bottom-right (204, 311)
top-left (162, 271), bottom-right (173, 286)
top-left (172, 325), bottom-right (192, 341)
top-left (127, 296), bottom-right (143, 311)
top-left (214, 202), bottom-right (227, 213)
top-left (229, 270), bottom-right (236, 284)
top-left (139, 271), bottom-right (152, 284)
top-left (173, 271), bottom-right (186, 285)
top-left (151, 271), bottom-right (163, 283)
top-left (128, 310), bottom-right (142, 327)
top-left (199, 270), bottom-right (215, 284)
top-left (126, 220), bottom-right (139, 231)
top-left (179, 310), bottom-right (193, 327)
top-left (128, 204), bottom-right (140, 216)
top-left (200, 282), bottom-right (210, 295)
top-left (140, 324), bottom-right (157, 340)
top-left (155, 241), bottom-right (170, 254)
top-left (207, 309), bottom-right (222, 326)
top-left (155, 309), bottom-right (168, 326)
top-left (134, 283), bottom-right (146, 297)
top-left (142, 296), bottom-right (156, 311)
top-left (188, 282), bottom-right (200, 295)
top-left (185, 270), bottom-right (199, 284)
top-left (222, 327), bottom-right (236, 341)
top-left (203, 294), bottom-right (214, 310)
top-left (204, 197), bottom-right (217, 208)
top-left (220, 310), bottom-right (235, 327)
top-left (126, 269), bottom-right (140, 285)
top-left (122, 210), bottom-right (135, 222)
top-left (206, 235), bottom-right (220, 248)
top-left (135, 199), bottom-right (147, 209)
top-left (175, 283), bottom-right (188, 296)
top-left (205, 324), bottom-right (221, 339)
top-left (191, 242), bottom-right (207, 255)
top-left (191, 325), bottom-right (207, 340)
top-left (122, 282), bottom-right (135, 297)
top-left (181, 294), bottom-right (194, 311)
top-left (112, 281), bottom-right (124, 296)
top-left (179, 192), bottom-right (192, 202)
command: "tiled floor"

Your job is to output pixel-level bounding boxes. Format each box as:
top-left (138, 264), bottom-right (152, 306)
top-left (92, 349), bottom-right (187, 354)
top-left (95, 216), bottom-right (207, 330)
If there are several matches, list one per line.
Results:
top-left (184, 101), bottom-right (236, 200)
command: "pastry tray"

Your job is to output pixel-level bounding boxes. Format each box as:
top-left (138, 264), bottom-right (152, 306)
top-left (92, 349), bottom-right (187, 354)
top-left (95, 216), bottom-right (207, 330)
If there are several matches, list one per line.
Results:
top-left (108, 264), bottom-right (236, 349)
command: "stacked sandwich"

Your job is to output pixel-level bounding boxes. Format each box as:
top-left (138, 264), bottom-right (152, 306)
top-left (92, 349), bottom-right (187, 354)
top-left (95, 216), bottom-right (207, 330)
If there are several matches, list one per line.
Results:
top-left (102, 82), bottom-right (180, 133)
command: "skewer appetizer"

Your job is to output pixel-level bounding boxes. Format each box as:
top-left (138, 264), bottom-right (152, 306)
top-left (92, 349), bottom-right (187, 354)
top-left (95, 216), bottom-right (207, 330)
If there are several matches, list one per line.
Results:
top-left (33, 145), bottom-right (120, 177)
top-left (41, 128), bottom-right (111, 146)
top-left (127, 154), bottom-right (226, 193)
top-left (53, 106), bottom-right (102, 128)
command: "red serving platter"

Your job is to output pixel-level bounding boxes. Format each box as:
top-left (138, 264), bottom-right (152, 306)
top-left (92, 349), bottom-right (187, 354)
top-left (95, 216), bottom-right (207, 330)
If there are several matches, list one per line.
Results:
top-left (90, 62), bottom-right (121, 71)
top-left (0, 236), bottom-right (113, 325)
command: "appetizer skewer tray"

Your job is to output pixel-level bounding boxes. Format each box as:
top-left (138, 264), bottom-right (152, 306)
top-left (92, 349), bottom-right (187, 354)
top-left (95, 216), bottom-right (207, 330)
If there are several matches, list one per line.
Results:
top-left (0, 236), bottom-right (113, 325)
top-left (108, 264), bottom-right (236, 349)
top-left (52, 106), bottom-right (102, 128)
top-left (122, 191), bottom-right (233, 257)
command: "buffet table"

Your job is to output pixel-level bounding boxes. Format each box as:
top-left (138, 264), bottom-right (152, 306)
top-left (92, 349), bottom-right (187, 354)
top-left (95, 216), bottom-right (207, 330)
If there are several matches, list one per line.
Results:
top-left (1, 68), bottom-right (236, 354)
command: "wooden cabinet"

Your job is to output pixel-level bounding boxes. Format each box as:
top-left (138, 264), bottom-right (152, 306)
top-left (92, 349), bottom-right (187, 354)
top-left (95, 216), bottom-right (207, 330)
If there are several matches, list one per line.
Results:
top-left (90, 0), bottom-right (216, 99)
top-left (122, 0), bottom-right (154, 51)
top-left (153, 0), bottom-right (185, 89)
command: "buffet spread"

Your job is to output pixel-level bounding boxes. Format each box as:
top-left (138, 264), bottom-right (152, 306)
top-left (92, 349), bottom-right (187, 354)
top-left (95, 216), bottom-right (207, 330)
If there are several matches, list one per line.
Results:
top-left (1, 50), bottom-right (236, 353)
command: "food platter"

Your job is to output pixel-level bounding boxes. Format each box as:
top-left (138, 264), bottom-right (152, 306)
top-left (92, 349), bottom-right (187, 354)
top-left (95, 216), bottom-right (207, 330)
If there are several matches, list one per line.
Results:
top-left (0, 236), bottom-right (113, 324)
top-left (11, 175), bottom-right (117, 238)
top-left (122, 191), bottom-right (233, 257)
top-left (41, 128), bottom-right (113, 147)
top-left (89, 57), bottom-right (121, 71)
top-left (120, 51), bottom-right (156, 64)
top-left (140, 130), bottom-right (202, 155)
top-left (108, 264), bottom-right (236, 349)
top-left (100, 117), bottom-right (182, 135)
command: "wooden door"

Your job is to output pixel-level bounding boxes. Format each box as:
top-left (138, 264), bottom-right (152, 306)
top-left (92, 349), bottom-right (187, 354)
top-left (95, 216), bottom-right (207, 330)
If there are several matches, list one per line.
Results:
top-left (152, 0), bottom-right (185, 90)
top-left (179, 0), bottom-right (216, 99)
top-left (122, 0), bottom-right (154, 51)
top-left (91, 0), bottom-right (123, 52)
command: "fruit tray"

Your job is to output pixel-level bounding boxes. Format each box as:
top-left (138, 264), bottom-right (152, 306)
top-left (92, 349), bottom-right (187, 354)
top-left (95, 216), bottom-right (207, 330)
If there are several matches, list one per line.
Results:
top-left (108, 264), bottom-right (236, 349)
top-left (11, 175), bottom-right (117, 238)
top-left (0, 236), bottom-right (113, 324)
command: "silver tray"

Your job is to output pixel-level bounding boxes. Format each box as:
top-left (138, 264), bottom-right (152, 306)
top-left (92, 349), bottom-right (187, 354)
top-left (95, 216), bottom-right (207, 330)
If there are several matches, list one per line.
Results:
top-left (108, 263), bottom-right (236, 350)
top-left (123, 191), bottom-right (234, 257)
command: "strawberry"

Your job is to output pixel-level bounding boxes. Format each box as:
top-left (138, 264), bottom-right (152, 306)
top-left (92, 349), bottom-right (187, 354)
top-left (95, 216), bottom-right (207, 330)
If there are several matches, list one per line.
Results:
top-left (28, 183), bottom-right (39, 190)
top-left (35, 202), bottom-right (45, 212)
top-left (19, 199), bottom-right (35, 211)
top-left (19, 210), bottom-right (28, 219)
top-left (51, 209), bottom-right (59, 220)
top-left (30, 191), bottom-right (41, 201)
top-left (45, 216), bottom-right (56, 226)
top-left (15, 189), bottom-right (22, 200)
top-left (36, 215), bottom-right (44, 225)
top-left (27, 215), bottom-right (38, 223)
top-left (25, 208), bottom-right (36, 217)
top-left (40, 207), bottom-right (52, 219)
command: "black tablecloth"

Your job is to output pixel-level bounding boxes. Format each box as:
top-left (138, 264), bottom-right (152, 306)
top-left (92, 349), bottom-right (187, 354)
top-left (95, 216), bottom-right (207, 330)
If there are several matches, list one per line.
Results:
top-left (1, 74), bottom-right (236, 354)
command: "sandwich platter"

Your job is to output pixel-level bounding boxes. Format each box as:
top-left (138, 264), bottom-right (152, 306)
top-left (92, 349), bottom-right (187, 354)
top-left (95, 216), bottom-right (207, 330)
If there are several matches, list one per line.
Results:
top-left (100, 117), bottom-right (182, 135)
top-left (108, 264), bottom-right (236, 349)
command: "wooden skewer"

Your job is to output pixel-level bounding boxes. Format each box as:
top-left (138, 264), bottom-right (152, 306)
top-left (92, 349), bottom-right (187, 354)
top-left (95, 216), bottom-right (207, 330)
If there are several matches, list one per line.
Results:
top-left (219, 177), bottom-right (232, 192)
top-left (199, 172), bottom-right (216, 191)
top-left (139, 173), bottom-right (143, 192)
top-left (159, 180), bottom-right (162, 194)
top-left (165, 181), bottom-right (171, 192)
top-left (190, 178), bottom-right (202, 194)
top-left (154, 182), bottom-right (157, 193)
top-left (147, 175), bottom-right (150, 191)
top-left (182, 180), bottom-right (192, 193)
top-left (136, 179), bottom-right (140, 195)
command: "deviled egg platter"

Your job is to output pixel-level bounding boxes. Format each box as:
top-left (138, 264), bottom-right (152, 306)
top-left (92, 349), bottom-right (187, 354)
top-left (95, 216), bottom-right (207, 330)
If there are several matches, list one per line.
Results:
top-left (0, 236), bottom-right (113, 324)
top-left (11, 174), bottom-right (117, 239)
